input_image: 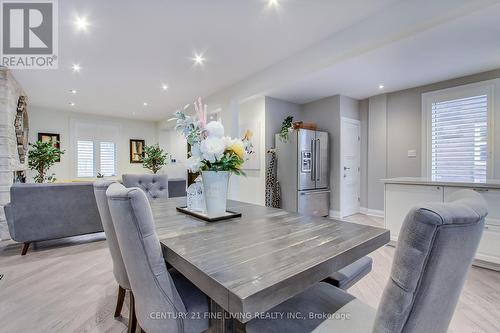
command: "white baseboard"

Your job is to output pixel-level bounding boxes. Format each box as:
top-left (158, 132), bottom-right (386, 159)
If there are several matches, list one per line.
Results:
top-left (360, 207), bottom-right (384, 217)
top-left (329, 210), bottom-right (341, 219)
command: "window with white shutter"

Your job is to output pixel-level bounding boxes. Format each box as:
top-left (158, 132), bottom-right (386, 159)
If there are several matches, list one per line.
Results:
top-left (431, 95), bottom-right (488, 182)
top-left (423, 82), bottom-right (493, 182)
top-left (100, 142), bottom-right (116, 176)
top-left (77, 140), bottom-right (95, 177)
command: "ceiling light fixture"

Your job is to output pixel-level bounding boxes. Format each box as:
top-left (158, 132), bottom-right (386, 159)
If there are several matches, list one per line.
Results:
top-left (193, 53), bottom-right (205, 66)
top-left (143, 102), bottom-right (148, 107)
top-left (69, 102), bottom-right (75, 107)
top-left (69, 89), bottom-right (77, 94)
top-left (74, 16), bottom-right (89, 31)
top-left (378, 84), bottom-right (385, 90)
top-left (72, 64), bottom-right (81, 72)
top-left (268, 0), bottom-right (279, 7)
top-left (162, 84), bottom-right (168, 91)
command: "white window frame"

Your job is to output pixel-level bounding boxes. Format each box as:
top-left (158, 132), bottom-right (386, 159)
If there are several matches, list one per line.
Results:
top-left (421, 80), bottom-right (495, 180)
top-left (70, 119), bottom-right (121, 179)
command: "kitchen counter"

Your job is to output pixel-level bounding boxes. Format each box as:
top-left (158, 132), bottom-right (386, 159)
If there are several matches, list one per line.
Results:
top-left (382, 177), bottom-right (500, 189)
top-left (383, 177), bottom-right (500, 271)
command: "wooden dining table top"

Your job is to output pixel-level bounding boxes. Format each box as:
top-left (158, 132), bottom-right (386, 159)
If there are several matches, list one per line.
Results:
top-left (151, 198), bottom-right (390, 323)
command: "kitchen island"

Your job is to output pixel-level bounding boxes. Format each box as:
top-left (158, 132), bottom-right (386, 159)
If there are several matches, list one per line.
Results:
top-left (383, 177), bottom-right (500, 271)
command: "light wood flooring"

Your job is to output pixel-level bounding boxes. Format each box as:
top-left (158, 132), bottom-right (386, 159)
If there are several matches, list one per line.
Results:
top-left (0, 214), bottom-right (498, 333)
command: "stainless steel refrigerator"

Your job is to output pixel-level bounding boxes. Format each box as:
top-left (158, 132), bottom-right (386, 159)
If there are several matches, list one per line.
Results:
top-left (275, 129), bottom-right (330, 217)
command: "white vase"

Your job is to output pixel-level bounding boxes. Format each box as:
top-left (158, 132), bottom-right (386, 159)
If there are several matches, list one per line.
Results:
top-left (202, 170), bottom-right (230, 217)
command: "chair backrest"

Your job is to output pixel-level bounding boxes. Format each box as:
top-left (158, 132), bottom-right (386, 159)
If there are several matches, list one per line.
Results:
top-left (122, 174), bottom-right (169, 200)
top-left (93, 180), bottom-right (129, 289)
top-left (373, 190), bottom-right (488, 333)
top-left (106, 183), bottom-right (186, 333)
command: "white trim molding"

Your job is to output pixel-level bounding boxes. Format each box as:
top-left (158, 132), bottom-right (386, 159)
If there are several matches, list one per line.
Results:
top-left (360, 207), bottom-right (384, 217)
top-left (329, 210), bottom-right (341, 219)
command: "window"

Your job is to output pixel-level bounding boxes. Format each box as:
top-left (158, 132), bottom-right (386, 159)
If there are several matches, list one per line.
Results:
top-left (77, 140), bottom-right (94, 177)
top-left (100, 142), bottom-right (116, 176)
top-left (423, 82), bottom-right (493, 182)
top-left (76, 140), bottom-right (117, 178)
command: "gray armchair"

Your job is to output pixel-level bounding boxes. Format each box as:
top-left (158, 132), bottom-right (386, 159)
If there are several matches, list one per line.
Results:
top-left (93, 181), bottom-right (136, 333)
top-left (106, 183), bottom-right (209, 333)
top-left (244, 189), bottom-right (488, 333)
top-left (122, 174), bottom-right (169, 200)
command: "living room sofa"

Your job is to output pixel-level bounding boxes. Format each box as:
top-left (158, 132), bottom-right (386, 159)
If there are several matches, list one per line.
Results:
top-left (4, 182), bottom-right (103, 255)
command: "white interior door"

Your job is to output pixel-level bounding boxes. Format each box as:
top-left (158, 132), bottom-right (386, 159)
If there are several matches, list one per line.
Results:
top-left (341, 118), bottom-right (361, 217)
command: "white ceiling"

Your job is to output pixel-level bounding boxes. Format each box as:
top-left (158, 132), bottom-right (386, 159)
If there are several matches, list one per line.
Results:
top-left (11, 0), bottom-right (400, 121)
top-left (268, 2), bottom-right (500, 103)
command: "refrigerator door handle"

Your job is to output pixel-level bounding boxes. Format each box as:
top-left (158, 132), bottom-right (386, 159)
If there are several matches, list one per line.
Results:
top-left (316, 138), bottom-right (321, 181)
top-left (310, 139), bottom-right (316, 181)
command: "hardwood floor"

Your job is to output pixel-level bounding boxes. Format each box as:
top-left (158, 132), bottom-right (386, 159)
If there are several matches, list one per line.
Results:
top-left (0, 215), bottom-right (498, 332)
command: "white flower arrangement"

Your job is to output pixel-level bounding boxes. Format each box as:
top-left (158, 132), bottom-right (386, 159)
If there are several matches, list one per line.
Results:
top-left (171, 98), bottom-right (254, 175)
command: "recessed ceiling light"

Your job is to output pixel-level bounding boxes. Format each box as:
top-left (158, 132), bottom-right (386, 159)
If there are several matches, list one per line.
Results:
top-left (193, 53), bottom-right (205, 66)
top-left (69, 89), bottom-right (77, 94)
top-left (268, 0), bottom-right (279, 7)
top-left (162, 84), bottom-right (168, 91)
top-left (72, 64), bottom-right (81, 72)
top-left (69, 102), bottom-right (75, 107)
top-left (378, 84), bottom-right (385, 90)
top-left (74, 16), bottom-right (89, 32)
top-left (143, 102), bottom-right (148, 107)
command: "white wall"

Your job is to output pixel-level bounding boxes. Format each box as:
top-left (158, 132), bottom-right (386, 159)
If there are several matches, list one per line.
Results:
top-left (28, 107), bottom-right (159, 182)
top-left (158, 129), bottom-right (187, 180)
top-left (228, 97), bottom-right (266, 205)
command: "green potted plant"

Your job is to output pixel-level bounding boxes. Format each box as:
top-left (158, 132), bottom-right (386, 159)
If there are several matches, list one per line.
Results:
top-left (142, 144), bottom-right (168, 174)
top-left (279, 116), bottom-right (294, 142)
top-left (28, 140), bottom-right (64, 183)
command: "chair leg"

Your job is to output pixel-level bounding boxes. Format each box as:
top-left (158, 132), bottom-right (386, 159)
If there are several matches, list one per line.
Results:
top-left (21, 242), bottom-right (30, 256)
top-left (128, 291), bottom-right (137, 333)
top-left (114, 286), bottom-right (126, 318)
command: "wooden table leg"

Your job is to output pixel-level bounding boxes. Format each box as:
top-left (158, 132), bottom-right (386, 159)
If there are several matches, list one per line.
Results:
top-left (209, 299), bottom-right (234, 333)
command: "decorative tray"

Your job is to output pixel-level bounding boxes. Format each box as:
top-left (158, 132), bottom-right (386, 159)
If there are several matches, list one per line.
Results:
top-left (176, 206), bottom-right (242, 222)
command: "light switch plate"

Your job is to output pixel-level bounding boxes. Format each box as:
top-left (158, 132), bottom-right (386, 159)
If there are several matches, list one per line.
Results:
top-left (408, 150), bottom-right (417, 158)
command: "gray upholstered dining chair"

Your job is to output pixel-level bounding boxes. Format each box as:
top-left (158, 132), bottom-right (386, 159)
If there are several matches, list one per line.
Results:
top-left (93, 181), bottom-right (137, 333)
top-left (243, 189), bottom-right (487, 333)
top-left (106, 183), bottom-right (209, 333)
top-left (122, 174), bottom-right (169, 200)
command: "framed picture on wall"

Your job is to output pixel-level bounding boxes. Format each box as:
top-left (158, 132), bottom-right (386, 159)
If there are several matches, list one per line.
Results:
top-left (130, 139), bottom-right (145, 163)
top-left (38, 132), bottom-right (61, 162)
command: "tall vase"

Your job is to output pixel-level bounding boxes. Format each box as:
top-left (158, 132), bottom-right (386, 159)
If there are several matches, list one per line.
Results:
top-left (202, 170), bottom-right (230, 217)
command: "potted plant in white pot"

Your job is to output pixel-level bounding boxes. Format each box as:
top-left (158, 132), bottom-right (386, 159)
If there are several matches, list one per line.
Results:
top-left (171, 98), bottom-right (252, 216)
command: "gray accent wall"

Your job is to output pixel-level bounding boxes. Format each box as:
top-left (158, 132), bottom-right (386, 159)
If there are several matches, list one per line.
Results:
top-left (359, 99), bottom-right (369, 209)
top-left (367, 94), bottom-right (387, 212)
top-left (363, 68), bottom-right (500, 211)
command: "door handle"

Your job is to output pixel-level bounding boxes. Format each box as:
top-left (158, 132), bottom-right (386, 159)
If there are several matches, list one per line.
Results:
top-left (344, 166), bottom-right (350, 170)
top-left (316, 138), bottom-right (320, 181)
top-left (310, 139), bottom-right (315, 181)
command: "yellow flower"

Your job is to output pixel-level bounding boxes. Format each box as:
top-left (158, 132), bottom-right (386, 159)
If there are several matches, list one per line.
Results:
top-left (229, 143), bottom-right (245, 159)
top-left (243, 130), bottom-right (253, 141)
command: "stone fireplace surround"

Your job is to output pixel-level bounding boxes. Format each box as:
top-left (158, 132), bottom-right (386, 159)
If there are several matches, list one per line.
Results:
top-left (0, 68), bottom-right (27, 240)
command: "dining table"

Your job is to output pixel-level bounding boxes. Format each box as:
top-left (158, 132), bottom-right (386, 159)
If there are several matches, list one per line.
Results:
top-left (151, 198), bottom-right (390, 333)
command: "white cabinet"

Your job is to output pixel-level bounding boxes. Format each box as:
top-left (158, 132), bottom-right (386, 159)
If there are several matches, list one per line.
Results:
top-left (444, 187), bottom-right (500, 266)
top-left (384, 184), bottom-right (444, 242)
